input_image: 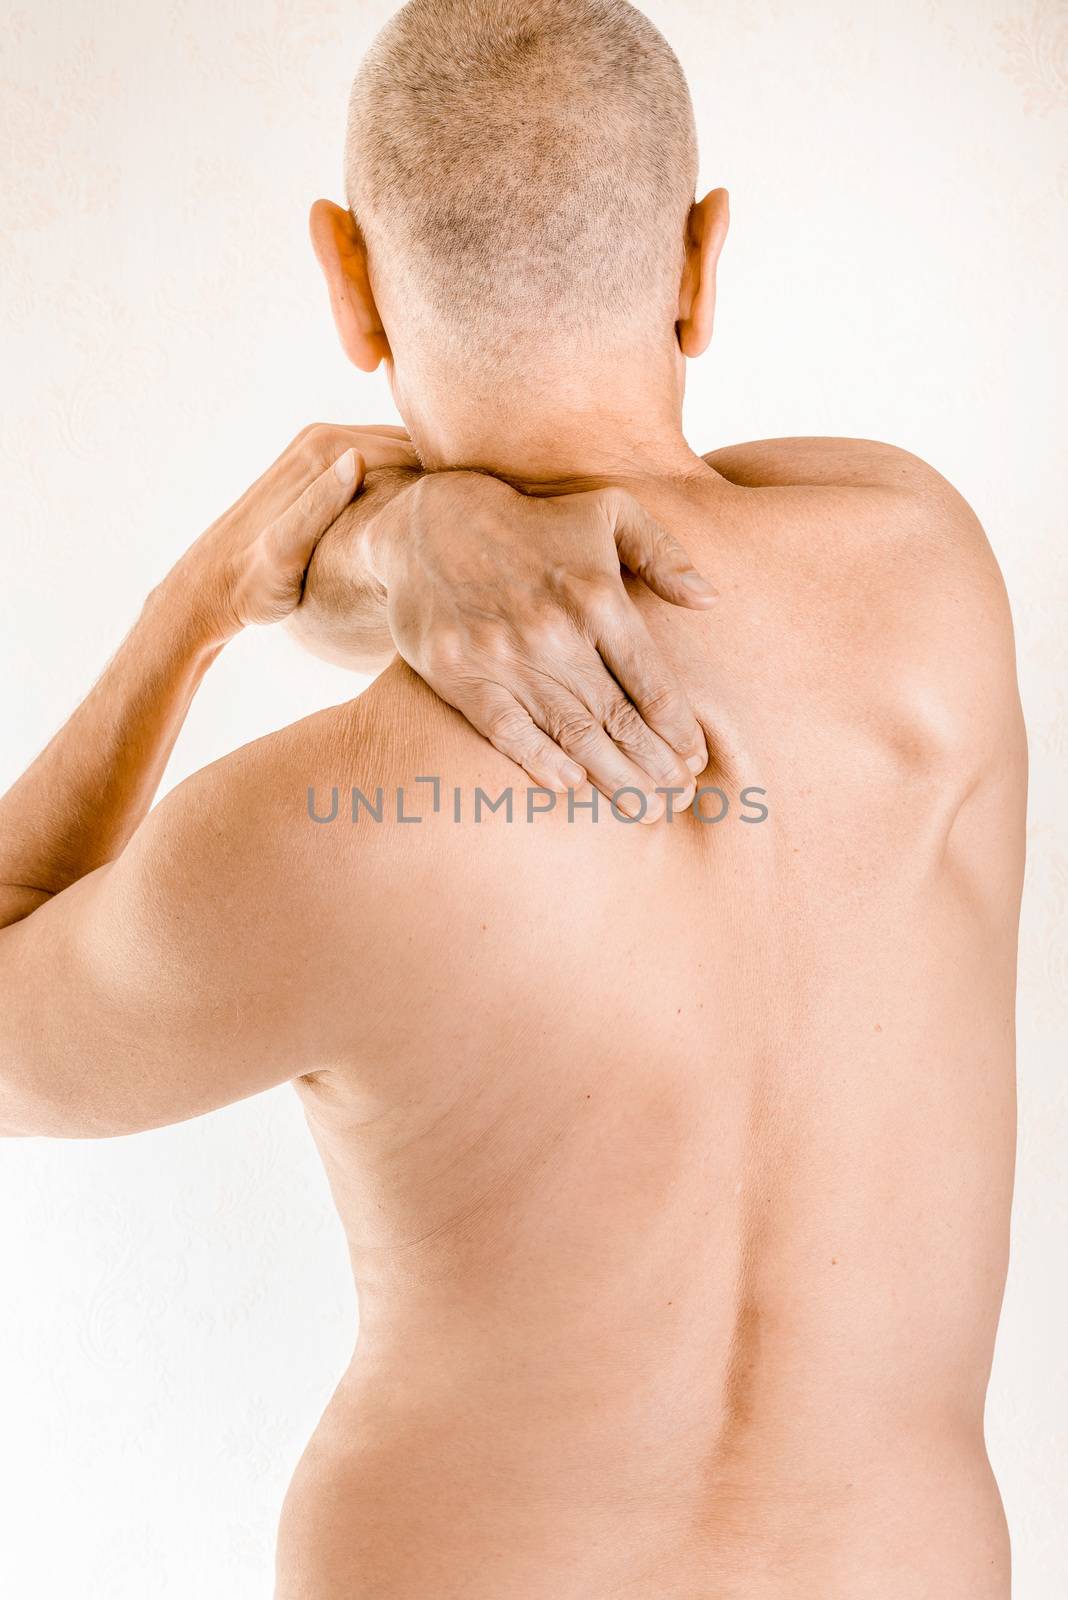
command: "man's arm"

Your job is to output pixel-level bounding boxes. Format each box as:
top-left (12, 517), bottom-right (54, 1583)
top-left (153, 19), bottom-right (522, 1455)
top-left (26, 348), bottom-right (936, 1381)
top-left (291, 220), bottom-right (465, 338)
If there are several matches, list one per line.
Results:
top-left (0, 418), bottom-right (710, 1137)
top-left (0, 597), bottom-right (221, 929)
top-left (284, 424), bottom-right (423, 672)
top-left (287, 461), bottom-right (420, 672)
top-left (0, 433), bottom-right (368, 1135)
top-left (0, 433), bottom-right (363, 931)
top-left (0, 733), bottom-right (338, 1139)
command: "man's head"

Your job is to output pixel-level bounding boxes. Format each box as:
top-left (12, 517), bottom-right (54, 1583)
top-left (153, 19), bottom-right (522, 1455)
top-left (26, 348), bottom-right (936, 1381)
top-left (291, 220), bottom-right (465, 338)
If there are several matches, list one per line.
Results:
top-left (311, 0), bottom-right (729, 473)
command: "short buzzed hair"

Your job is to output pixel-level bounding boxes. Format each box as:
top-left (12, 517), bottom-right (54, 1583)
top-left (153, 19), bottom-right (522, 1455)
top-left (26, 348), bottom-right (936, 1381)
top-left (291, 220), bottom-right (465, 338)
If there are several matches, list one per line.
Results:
top-left (346, 0), bottom-right (698, 361)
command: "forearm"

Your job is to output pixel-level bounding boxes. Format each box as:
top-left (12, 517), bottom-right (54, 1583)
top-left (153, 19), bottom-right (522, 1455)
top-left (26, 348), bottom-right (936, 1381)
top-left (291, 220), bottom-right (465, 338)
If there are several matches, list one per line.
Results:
top-left (0, 579), bottom-right (224, 927)
top-left (288, 465), bottom-right (422, 671)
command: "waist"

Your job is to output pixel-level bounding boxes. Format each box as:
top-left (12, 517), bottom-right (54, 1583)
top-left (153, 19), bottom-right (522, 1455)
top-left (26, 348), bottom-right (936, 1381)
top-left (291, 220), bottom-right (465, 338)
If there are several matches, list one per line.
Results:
top-left (277, 1388), bottom-right (1008, 1600)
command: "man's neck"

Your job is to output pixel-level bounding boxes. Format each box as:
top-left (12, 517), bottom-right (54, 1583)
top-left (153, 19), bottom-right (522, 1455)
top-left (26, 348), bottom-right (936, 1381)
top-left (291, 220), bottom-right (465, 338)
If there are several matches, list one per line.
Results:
top-left (392, 358), bottom-right (707, 491)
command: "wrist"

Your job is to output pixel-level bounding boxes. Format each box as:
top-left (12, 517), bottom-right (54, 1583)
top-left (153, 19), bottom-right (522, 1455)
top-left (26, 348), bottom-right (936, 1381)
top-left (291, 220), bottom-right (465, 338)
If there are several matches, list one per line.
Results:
top-left (143, 566), bottom-right (237, 662)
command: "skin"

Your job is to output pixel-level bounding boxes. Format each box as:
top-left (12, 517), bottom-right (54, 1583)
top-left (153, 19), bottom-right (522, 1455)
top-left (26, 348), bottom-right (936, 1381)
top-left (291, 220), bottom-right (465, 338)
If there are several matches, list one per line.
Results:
top-left (0, 174), bottom-right (1026, 1600)
top-left (288, 434), bottom-right (717, 814)
top-left (279, 443), bottom-right (1026, 1600)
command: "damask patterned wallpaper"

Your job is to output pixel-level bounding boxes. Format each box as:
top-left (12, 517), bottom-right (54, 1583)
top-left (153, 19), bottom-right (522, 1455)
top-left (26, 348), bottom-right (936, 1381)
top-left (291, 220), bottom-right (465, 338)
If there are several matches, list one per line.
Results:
top-left (0, 1), bottom-right (1065, 1594)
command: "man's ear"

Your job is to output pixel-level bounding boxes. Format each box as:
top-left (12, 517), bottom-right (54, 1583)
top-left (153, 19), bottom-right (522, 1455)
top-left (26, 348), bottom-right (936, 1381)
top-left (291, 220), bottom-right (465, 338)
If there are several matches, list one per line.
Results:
top-left (676, 188), bottom-right (729, 359)
top-left (309, 199), bottom-right (391, 373)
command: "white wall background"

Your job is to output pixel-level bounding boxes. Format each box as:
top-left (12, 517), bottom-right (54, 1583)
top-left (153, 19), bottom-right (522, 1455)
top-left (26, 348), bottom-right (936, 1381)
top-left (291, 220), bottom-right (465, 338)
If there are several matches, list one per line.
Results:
top-left (0, 0), bottom-right (1065, 1594)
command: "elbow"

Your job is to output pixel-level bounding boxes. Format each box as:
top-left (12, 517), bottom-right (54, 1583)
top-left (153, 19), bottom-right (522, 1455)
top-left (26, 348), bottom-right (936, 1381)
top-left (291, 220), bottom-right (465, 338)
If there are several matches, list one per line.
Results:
top-left (0, 1085), bottom-right (44, 1138)
top-left (0, 1076), bottom-right (122, 1140)
top-left (285, 607), bottom-right (395, 676)
top-left (0, 1073), bottom-right (33, 1135)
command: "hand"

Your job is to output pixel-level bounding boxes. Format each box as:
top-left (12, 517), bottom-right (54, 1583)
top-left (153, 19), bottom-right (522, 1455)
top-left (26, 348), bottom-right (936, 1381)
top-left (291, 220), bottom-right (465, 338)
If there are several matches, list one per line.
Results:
top-left (163, 426), bottom-right (404, 640)
top-left (366, 471), bottom-right (718, 815)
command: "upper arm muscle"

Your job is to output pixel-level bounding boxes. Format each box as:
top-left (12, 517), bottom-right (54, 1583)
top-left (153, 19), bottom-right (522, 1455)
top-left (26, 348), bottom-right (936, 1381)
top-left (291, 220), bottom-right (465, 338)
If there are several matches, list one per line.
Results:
top-left (0, 737), bottom-right (335, 1139)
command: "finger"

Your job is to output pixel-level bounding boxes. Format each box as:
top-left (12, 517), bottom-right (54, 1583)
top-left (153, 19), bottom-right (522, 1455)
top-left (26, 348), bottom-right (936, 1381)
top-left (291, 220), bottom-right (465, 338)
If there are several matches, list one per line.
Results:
top-left (451, 682), bottom-right (588, 794)
top-left (226, 423), bottom-right (360, 522)
top-left (339, 427), bottom-right (419, 468)
top-left (264, 448), bottom-right (365, 574)
top-left (300, 424), bottom-right (415, 470)
top-left (559, 633), bottom-right (700, 790)
top-left (605, 490), bottom-right (719, 609)
top-left (295, 423), bottom-right (368, 471)
top-left (523, 687), bottom-right (673, 823)
top-left (593, 611), bottom-right (708, 773)
top-left (346, 424), bottom-right (412, 441)
top-left (292, 423), bottom-right (413, 491)
top-left (568, 658), bottom-right (701, 792)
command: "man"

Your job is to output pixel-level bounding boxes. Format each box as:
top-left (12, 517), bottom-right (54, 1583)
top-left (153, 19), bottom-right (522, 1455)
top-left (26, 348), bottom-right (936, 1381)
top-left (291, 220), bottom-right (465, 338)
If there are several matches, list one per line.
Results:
top-left (0, 2), bottom-right (1026, 1597)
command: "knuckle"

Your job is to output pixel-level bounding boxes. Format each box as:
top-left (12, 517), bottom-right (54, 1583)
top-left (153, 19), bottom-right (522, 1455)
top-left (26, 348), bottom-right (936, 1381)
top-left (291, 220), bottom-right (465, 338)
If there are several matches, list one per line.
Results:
top-left (425, 629), bottom-right (466, 675)
top-left (474, 618), bottom-right (512, 658)
top-left (563, 573), bottom-right (622, 627)
top-left (524, 615), bottom-right (575, 658)
top-left (638, 682), bottom-right (686, 724)
top-left (643, 537), bottom-right (672, 571)
top-left (588, 572), bottom-right (625, 605)
top-left (595, 485), bottom-right (628, 523)
top-left (657, 542), bottom-right (691, 579)
top-left (632, 534), bottom-right (672, 577)
top-left (301, 423), bottom-right (344, 472)
top-left (547, 709), bottom-right (599, 751)
top-left (601, 698), bottom-right (646, 746)
top-left (295, 422), bottom-right (327, 448)
top-left (485, 705), bottom-right (533, 747)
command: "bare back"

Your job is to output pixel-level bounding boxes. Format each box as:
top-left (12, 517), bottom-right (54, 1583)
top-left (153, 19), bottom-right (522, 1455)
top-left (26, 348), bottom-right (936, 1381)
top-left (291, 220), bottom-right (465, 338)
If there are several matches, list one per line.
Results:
top-left (274, 445), bottom-right (1026, 1598)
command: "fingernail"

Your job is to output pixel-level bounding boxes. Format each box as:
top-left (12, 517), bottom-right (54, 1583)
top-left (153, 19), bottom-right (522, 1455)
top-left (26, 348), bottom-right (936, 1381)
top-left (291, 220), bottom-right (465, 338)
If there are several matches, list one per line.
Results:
top-left (561, 761), bottom-right (585, 788)
top-left (686, 750), bottom-right (707, 774)
top-left (639, 794), bottom-right (665, 824)
top-left (334, 448), bottom-right (357, 485)
top-left (683, 571), bottom-right (718, 598)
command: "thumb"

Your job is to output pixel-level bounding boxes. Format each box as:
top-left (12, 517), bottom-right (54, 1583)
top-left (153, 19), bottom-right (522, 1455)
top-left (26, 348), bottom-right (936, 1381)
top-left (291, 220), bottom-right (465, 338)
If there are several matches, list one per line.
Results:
top-left (265, 447), bottom-right (365, 574)
top-left (608, 491), bottom-right (719, 609)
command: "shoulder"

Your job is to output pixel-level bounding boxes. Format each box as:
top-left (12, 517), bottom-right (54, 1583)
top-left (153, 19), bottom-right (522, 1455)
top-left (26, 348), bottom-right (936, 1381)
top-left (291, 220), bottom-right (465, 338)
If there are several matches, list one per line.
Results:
top-left (139, 658), bottom-right (515, 933)
top-left (704, 435), bottom-right (1011, 626)
top-left (702, 437), bottom-right (1009, 612)
top-left (102, 680), bottom-right (462, 1079)
top-left (702, 437), bottom-right (1023, 775)
top-left (700, 435), bottom-right (1009, 625)
top-left (702, 435), bottom-right (960, 494)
